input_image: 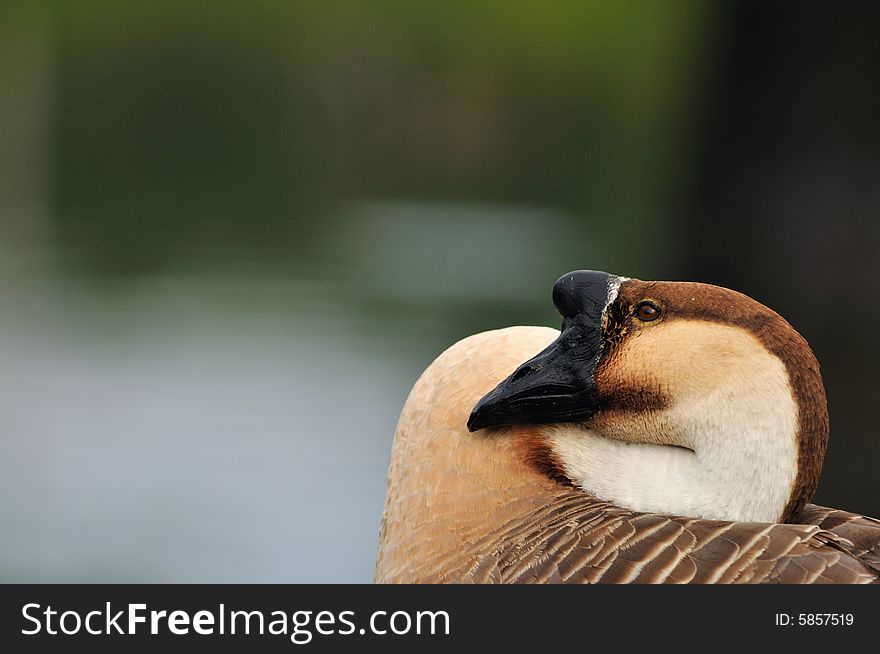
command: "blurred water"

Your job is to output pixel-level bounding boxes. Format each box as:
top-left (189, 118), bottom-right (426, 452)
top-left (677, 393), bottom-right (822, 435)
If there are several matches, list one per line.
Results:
top-left (1, 277), bottom-right (401, 581)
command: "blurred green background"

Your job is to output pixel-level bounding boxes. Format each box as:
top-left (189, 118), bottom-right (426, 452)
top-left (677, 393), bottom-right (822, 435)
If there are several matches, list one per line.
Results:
top-left (2, 2), bottom-right (878, 581)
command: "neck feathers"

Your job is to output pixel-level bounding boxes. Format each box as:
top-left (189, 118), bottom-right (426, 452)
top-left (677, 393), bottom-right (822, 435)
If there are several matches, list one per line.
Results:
top-left (748, 316), bottom-right (828, 521)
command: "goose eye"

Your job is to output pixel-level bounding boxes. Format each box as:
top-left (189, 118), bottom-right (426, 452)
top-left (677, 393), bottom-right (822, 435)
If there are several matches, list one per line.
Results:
top-left (635, 301), bottom-right (660, 322)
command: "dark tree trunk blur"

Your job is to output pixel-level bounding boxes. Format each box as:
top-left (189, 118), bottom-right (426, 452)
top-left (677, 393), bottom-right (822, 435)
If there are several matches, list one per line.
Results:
top-left (684, 2), bottom-right (880, 517)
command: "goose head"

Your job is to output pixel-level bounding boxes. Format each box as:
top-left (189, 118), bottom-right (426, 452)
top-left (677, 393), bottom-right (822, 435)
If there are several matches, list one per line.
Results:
top-left (468, 270), bottom-right (829, 523)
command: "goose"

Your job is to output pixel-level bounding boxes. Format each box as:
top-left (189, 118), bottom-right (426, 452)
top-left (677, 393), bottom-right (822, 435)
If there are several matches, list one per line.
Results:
top-left (375, 270), bottom-right (880, 583)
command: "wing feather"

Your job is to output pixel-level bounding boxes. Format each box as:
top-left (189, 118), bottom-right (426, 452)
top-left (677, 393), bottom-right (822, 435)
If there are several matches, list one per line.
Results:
top-left (467, 492), bottom-right (880, 584)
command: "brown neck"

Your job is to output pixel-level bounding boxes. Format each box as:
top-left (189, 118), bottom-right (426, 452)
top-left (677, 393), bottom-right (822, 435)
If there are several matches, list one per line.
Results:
top-left (750, 319), bottom-right (829, 522)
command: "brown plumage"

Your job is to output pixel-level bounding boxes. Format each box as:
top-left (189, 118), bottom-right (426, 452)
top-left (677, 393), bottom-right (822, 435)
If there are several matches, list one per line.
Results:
top-left (375, 278), bottom-right (880, 584)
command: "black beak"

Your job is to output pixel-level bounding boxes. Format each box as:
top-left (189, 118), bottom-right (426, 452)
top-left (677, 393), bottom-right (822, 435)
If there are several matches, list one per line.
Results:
top-left (467, 270), bottom-right (613, 432)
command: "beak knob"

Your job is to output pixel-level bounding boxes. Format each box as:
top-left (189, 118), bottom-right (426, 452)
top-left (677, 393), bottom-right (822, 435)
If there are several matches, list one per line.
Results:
top-left (552, 270), bottom-right (612, 320)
